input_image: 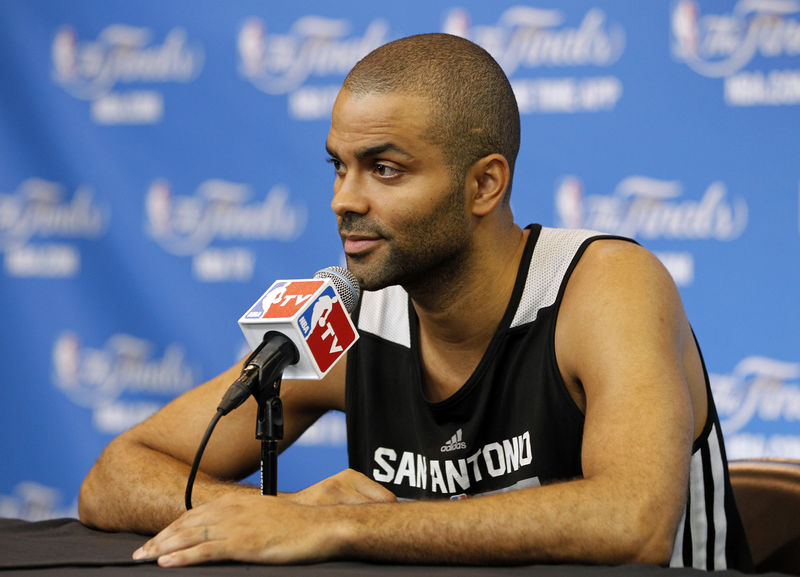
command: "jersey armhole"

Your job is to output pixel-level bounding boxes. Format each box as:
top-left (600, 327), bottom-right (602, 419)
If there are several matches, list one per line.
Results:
top-left (547, 233), bottom-right (639, 417)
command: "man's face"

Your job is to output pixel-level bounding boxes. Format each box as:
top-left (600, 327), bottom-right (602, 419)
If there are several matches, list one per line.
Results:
top-left (326, 89), bottom-right (472, 292)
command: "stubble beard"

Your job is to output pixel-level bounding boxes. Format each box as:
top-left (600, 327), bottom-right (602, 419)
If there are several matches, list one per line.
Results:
top-left (343, 180), bottom-right (472, 295)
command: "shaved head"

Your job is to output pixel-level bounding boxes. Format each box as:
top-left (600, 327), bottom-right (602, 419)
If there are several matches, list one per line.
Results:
top-left (342, 33), bottom-right (520, 199)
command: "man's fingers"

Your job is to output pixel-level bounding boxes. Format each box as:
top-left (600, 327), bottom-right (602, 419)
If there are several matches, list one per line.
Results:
top-left (157, 540), bottom-right (220, 568)
top-left (135, 492), bottom-right (348, 566)
top-left (133, 512), bottom-right (212, 561)
top-left (135, 522), bottom-right (228, 567)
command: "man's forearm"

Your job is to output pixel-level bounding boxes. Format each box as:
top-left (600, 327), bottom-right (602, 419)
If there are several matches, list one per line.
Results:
top-left (333, 479), bottom-right (677, 566)
top-left (133, 474), bottom-right (681, 567)
top-left (78, 437), bottom-right (255, 535)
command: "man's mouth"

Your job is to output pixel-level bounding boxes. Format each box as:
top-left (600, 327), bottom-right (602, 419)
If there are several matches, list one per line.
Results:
top-left (341, 234), bottom-right (383, 255)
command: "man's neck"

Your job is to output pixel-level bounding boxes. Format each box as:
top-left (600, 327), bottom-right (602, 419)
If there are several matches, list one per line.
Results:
top-left (408, 224), bottom-right (528, 401)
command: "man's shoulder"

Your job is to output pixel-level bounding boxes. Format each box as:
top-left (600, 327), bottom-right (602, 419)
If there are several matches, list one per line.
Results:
top-left (533, 226), bottom-right (627, 252)
top-left (556, 233), bottom-right (680, 327)
top-left (529, 226), bottom-right (647, 283)
top-left (561, 233), bottom-right (663, 281)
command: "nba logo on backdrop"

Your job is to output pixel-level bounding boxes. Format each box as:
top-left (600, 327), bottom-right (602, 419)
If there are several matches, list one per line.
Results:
top-left (554, 176), bottom-right (585, 229)
top-left (670, 0), bottom-right (700, 61)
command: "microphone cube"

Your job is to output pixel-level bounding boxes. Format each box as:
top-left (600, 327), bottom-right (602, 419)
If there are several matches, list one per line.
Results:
top-left (238, 278), bottom-right (358, 379)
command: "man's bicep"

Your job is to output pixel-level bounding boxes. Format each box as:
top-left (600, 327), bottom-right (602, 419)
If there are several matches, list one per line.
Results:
top-left (558, 241), bottom-right (694, 515)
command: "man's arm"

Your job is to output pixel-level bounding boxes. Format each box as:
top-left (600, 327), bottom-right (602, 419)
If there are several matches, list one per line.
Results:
top-left (79, 354), bottom-right (348, 535)
top-left (132, 240), bottom-right (701, 566)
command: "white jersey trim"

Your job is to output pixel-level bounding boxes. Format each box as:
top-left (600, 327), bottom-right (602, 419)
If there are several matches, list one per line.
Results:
top-left (510, 227), bottom-right (604, 328)
top-left (669, 422), bottom-right (729, 570)
top-left (689, 443), bottom-right (709, 568)
top-left (710, 427), bottom-right (728, 569)
top-left (357, 284), bottom-right (411, 348)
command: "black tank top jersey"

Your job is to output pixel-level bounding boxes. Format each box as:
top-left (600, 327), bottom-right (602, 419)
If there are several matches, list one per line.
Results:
top-left (345, 224), bottom-right (751, 571)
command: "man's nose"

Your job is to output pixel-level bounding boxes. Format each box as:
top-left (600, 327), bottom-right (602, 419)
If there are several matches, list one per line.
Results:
top-left (331, 173), bottom-right (369, 217)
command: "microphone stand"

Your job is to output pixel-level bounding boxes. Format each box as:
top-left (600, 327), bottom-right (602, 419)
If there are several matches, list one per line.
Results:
top-left (237, 332), bottom-right (297, 497)
top-left (255, 376), bottom-right (283, 496)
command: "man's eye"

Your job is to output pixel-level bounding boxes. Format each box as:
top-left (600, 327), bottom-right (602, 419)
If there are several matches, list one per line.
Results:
top-left (327, 157), bottom-right (344, 174)
top-left (374, 163), bottom-right (400, 178)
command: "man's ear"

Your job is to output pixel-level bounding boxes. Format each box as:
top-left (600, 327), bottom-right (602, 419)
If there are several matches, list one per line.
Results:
top-left (467, 154), bottom-right (510, 217)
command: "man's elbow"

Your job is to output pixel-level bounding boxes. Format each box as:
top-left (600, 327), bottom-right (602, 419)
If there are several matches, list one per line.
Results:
top-left (78, 466), bottom-right (106, 530)
top-left (77, 441), bottom-right (126, 531)
top-left (627, 528), bottom-right (676, 566)
top-left (618, 507), bottom-right (679, 566)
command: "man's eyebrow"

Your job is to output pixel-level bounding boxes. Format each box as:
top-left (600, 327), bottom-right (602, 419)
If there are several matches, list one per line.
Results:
top-left (355, 143), bottom-right (413, 161)
top-left (325, 142), bottom-right (414, 161)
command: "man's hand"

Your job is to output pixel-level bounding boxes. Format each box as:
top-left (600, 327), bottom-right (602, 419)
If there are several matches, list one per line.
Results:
top-left (286, 468), bottom-right (396, 506)
top-left (132, 469), bottom-right (395, 567)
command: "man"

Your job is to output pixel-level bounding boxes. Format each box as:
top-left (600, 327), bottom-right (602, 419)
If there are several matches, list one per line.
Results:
top-left (79, 33), bottom-right (751, 570)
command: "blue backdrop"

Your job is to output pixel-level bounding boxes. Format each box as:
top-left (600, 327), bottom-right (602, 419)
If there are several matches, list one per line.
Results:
top-left (1, 0), bottom-right (799, 520)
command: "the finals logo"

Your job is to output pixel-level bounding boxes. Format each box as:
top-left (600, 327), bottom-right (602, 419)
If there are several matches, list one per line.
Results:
top-left (51, 24), bottom-right (204, 123)
top-left (237, 16), bottom-right (389, 120)
top-left (670, 0), bottom-right (800, 106)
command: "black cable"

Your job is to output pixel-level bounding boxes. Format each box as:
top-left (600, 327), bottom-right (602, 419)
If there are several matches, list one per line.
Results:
top-left (184, 334), bottom-right (297, 510)
top-left (185, 409), bottom-right (224, 510)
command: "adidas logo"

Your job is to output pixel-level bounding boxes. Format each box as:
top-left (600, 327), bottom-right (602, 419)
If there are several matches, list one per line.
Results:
top-left (440, 428), bottom-right (468, 452)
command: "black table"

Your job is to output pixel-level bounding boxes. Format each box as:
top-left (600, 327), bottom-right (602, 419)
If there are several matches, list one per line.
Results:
top-left (0, 517), bottom-right (784, 576)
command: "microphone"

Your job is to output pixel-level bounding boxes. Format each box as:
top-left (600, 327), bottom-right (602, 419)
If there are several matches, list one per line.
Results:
top-left (217, 266), bottom-right (361, 415)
